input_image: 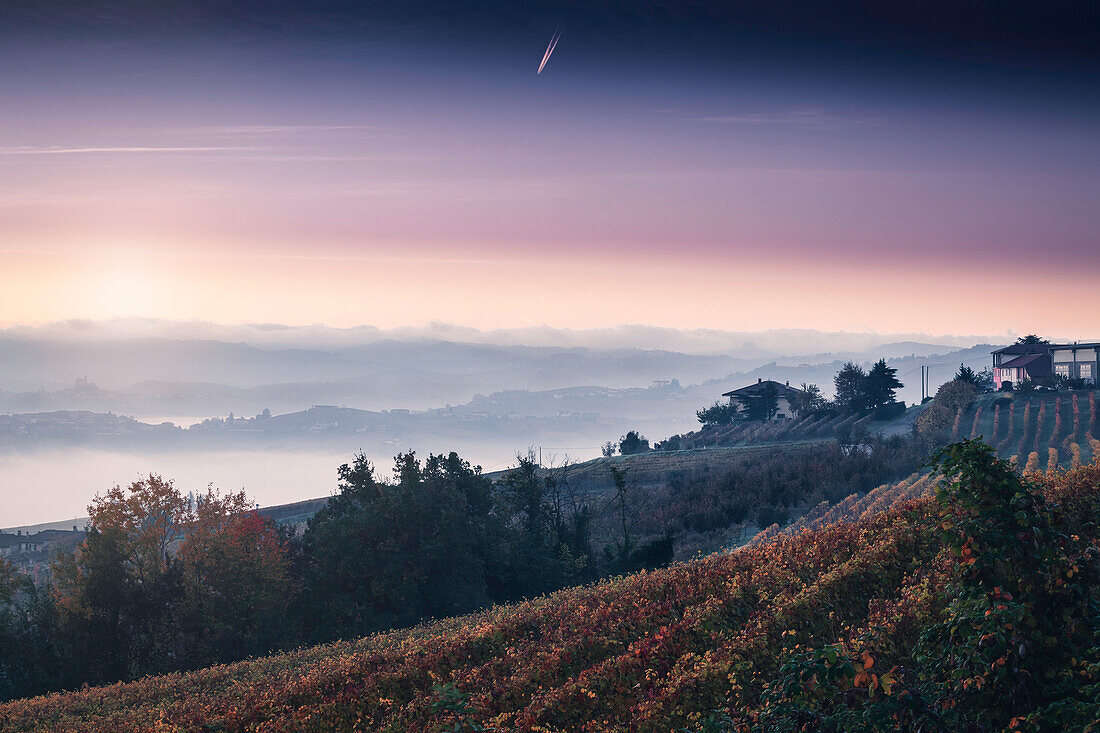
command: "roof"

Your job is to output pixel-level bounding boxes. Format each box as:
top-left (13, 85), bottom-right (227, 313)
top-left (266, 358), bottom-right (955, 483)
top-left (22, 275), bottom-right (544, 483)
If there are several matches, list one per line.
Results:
top-left (723, 380), bottom-right (806, 399)
top-left (1049, 342), bottom-right (1100, 351)
top-left (993, 341), bottom-right (1100, 355)
top-left (0, 529), bottom-right (80, 547)
top-left (992, 343), bottom-right (1051, 355)
top-left (998, 353), bottom-right (1047, 369)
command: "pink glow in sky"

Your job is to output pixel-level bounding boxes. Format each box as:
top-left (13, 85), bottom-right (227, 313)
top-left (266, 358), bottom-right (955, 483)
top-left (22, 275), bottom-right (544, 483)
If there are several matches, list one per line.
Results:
top-left (2, 33), bottom-right (1098, 337)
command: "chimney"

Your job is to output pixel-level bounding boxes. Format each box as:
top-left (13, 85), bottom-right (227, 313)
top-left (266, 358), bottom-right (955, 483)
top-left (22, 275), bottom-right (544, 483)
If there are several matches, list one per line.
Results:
top-left (758, 378), bottom-right (762, 383)
top-left (785, 380), bottom-right (790, 387)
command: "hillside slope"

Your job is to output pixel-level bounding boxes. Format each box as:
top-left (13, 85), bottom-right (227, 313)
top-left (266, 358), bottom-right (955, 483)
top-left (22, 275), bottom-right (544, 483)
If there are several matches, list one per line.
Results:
top-left (4, 450), bottom-right (1097, 732)
top-left (0, 511), bottom-right (937, 732)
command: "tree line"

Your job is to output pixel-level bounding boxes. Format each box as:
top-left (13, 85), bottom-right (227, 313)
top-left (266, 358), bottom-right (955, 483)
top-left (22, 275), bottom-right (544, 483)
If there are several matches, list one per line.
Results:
top-left (0, 450), bottom-right (677, 701)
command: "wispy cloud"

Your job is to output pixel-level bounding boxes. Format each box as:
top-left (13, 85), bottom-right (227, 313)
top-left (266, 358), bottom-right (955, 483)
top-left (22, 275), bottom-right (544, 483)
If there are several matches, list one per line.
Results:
top-left (190, 125), bottom-right (373, 136)
top-left (696, 109), bottom-right (881, 130)
top-left (0, 146), bottom-right (253, 155)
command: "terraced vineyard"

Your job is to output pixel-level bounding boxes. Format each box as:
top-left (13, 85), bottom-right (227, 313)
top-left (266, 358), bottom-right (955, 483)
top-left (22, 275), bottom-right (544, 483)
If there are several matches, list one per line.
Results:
top-left (962, 389), bottom-right (1099, 469)
top-left (747, 469), bottom-right (936, 546)
top-left (670, 409), bottom-right (877, 450)
top-left (543, 441), bottom-right (830, 494)
top-left (749, 389), bottom-right (1100, 547)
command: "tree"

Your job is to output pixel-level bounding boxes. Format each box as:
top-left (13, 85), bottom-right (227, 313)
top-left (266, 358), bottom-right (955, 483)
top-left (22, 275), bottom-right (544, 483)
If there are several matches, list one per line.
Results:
top-left (337, 451), bottom-right (380, 501)
top-left (498, 453), bottom-right (590, 597)
top-left (789, 383), bottom-right (826, 415)
top-left (52, 475), bottom-right (189, 684)
top-left (0, 560), bottom-right (21, 608)
top-left (737, 382), bottom-right (780, 421)
top-left (601, 441), bottom-right (617, 457)
top-left (834, 361), bottom-right (869, 413)
top-left (865, 359), bottom-right (903, 410)
top-left (756, 441), bottom-right (1100, 731)
top-left (0, 562), bottom-right (66, 700)
top-left (696, 400), bottom-right (739, 427)
top-left (175, 490), bottom-right (293, 667)
top-left (1016, 334), bottom-right (1050, 345)
top-left (618, 431), bottom-right (650, 455)
top-left (954, 363), bottom-right (980, 386)
top-left (916, 379), bottom-right (978, 442)
top-left (49, 476), bottom-right (298, 685)
top-left (608, 466), bottom-right (633, 562)
top-left (300, 451), bottom-right (492, 638)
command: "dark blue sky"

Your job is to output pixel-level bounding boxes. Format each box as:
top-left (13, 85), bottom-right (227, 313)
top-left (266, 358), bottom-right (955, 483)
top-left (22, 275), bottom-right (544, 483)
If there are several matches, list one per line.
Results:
top-left (7, 0), bottom-right (1099, 69)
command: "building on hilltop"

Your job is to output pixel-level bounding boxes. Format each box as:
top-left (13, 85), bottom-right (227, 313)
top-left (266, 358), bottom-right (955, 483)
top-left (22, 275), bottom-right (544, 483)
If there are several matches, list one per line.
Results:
top-left (722, 379), bottom-right (806, 420)
top-left (0, 528), bottom-right (85, 576)
top-left (992, 341), bottom-right (1100, 389)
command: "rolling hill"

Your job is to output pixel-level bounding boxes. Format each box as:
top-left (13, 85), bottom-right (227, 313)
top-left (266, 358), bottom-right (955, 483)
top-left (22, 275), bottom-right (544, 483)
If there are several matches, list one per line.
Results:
top-left (3, 446), bottom-right (1096, 732)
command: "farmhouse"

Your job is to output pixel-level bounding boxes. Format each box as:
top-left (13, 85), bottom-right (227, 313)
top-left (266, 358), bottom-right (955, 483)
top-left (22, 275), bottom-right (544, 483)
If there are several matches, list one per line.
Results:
top-left (992, 341), bottom-right (1100, 389)
top-left (723, 379), bottom-right (805, 420)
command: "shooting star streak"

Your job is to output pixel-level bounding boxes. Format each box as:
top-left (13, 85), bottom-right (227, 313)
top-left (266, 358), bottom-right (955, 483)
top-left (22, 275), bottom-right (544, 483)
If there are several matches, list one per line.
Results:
top-left (537, 29), bottom-right (561, 74)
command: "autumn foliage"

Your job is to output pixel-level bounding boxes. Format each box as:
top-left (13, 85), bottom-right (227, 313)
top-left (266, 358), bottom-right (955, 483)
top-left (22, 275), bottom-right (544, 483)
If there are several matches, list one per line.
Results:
top-left (47, 476), bottom-right (294, 685)
top-left (1, 442), bottom-right (1096, 732)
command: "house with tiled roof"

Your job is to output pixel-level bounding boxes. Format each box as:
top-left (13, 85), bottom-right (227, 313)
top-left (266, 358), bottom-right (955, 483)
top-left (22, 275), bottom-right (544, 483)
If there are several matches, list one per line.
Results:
top-left (992, 342), bottom-right (1100, 389)
top-left (722, 379), bottom-right (806, 420)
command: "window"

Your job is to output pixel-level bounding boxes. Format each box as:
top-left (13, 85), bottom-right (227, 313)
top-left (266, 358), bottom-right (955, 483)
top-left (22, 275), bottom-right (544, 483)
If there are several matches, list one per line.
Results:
top-left (1055, 364), bottom-right (1071, 377)
top-left (1081, 363), bottom-right (1093, 379)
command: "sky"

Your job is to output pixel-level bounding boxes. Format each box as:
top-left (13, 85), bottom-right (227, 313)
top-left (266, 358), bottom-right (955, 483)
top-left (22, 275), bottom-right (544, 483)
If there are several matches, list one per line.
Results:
top-left (2, 1), bottom-right (1099, 337)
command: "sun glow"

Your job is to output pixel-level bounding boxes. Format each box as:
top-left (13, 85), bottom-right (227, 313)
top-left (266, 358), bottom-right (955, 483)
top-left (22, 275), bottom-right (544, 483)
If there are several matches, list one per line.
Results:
top-left (86, 253), bottom-right (176, 320)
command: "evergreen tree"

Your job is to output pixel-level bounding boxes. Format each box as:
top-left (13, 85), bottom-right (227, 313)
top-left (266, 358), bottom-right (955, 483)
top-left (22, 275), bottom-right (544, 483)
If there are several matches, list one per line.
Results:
top-left (954, 363), bottom-right (981, 386)
top-left (865, 359), bottom-right (903, 409)
top-left (834, 361), bottom-right (869, 413)
top-left (300, 452), bottom-right (492, 639)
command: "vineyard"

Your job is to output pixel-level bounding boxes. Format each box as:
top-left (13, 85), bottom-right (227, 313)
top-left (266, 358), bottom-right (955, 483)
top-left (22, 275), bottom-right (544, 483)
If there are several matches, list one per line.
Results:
top-left (508, 438), bottom-right (928, 561)
top-left (2, 444), bottom-right (1096, 732)
top-left (961, 389), bottom-right (1099, 469)
top-left (746, 469), bottom-right (935, 547)
top-left (748, 389), bottom-right (1100, 546)
top-left (668, 409), bottom-right (879, 450)
top-left (544, 441), bottom-right (829, 493)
